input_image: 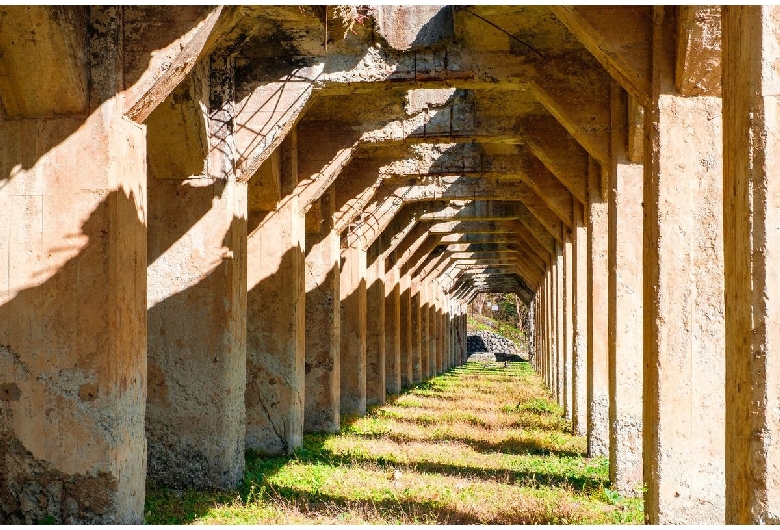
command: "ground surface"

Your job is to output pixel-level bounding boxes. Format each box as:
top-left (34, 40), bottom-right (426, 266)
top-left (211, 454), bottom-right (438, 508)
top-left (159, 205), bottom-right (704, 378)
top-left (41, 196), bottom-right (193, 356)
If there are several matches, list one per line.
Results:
top-left (145, 361), bottom-right (643, 524)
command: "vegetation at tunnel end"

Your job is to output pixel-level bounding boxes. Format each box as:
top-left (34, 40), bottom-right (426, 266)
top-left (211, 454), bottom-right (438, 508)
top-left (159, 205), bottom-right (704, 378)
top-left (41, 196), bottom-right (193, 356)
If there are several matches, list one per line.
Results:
top-left (144, 361), bottom-right (643, 524)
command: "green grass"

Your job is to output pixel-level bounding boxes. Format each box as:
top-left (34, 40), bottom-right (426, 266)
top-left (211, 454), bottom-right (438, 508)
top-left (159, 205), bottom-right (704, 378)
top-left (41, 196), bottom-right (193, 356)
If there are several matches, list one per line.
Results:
top-left (468, 313), bottom-right (526, 348)
top-left (144, 361), bottom-right (643, 524)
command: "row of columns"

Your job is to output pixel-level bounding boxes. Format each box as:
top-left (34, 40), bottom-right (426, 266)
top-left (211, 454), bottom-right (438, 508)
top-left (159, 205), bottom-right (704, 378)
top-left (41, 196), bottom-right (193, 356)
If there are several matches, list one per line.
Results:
top-left (0, 51), bottom-right (474, 524)
top-left (150, 123), bottom-right (472, 492)
top-left (532, 6), bottom-right (780, 524)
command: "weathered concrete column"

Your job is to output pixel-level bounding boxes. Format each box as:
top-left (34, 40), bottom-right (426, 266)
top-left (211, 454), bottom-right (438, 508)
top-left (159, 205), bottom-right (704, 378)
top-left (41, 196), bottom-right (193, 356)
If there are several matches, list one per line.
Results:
top-left (414, 282), bottom-right (430, 381)
top-left (246, 132), bottom-right (305, 455)
top-left (572, 200), bottom-right (589, 436)
top-left (399, 273), bottom-right (413, 387)
top-left (460, 310), bottom-right (465, 365)
top-left (643, 7), bottom-right (724, 523)
top-left (147, 58), bottom-right (247, 488)
top-left (532, 293), bottom-right (539, 372)
top-left (436, 302), bottom-right (443, 374)
top-left (540, 278), bottom-right (552, 389)
top-left (0, 9), bottom-right (147, 522)
top-left (418, 282), bottom-right (430, 379)
top-left (441, 292), bottom-right (452, 372)
top-left (457, 310), bottom-right (467, 365)
top-left (549, 269), bottom-right (555, 392)
top-left (447, 304), bottom-right (454, 370)
top-left (587, 157), bottom-right (609, 457)
top-left (384, 265), bottom-right (402, 395)
top-left (537, 285), bottom-right (543, 376)
top-left (563, 232), bottom-right (573, 422)
top-left (366, 249), bottom-right (386, 406)
top-left (410, 284), bottom-right (422, 383)
top-left (607, 84), bottom-right (643, 495)
top-left (304, 187), bottom-right (340, 433)
top-left (555, 242), bottom-right (565, 407)
top-left (428, 286), bottom-right (438, 376)
top-left (723, 7), bottom-right (780, 522)
top-left (340, 244), bottom-right (367, 416)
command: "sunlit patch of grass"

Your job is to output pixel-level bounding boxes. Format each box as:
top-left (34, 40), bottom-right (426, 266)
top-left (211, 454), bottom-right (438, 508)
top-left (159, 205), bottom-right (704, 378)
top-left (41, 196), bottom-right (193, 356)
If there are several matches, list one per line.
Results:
top-left (145, 360), bottom-right (643, 525)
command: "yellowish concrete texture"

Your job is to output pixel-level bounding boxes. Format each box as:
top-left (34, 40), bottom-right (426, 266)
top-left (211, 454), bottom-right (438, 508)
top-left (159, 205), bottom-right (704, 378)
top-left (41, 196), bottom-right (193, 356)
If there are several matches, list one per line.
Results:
top-left (0, 4), bottom-right (773, 525)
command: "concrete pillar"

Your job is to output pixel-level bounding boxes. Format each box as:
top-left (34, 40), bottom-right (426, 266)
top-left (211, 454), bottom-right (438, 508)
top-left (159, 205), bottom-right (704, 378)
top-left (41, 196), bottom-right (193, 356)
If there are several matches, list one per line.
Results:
top-left (365, 249), bottom-right (386, 406)
top-left (536, 289), bottom-right (542, 373)
top-left (443, 301), bottom-right (451, 370)
top-left (146, 58), bottom-right (247, 488)
top-left (428, 286), bottom-right (438, 376)
top-left (246, 132), bottom-right (305, 455)
top-left (436, 303), bottom-right (443, 374)
top-left (399, 273), bottom-right (413, 387)
top-left (539, 280), bottom-right (550, 389)
top-left (607, 83), bottom-right (643, 495)
top-left (723, 7), bottom-right (780, 522)
top-left (418, 283), bottom-right (429, 380)
top-left (0, 10), bottom-right (147, 521)
top-left (572, 200), bottom-right (589, 436)
top-left (563, 228), bottom-right (574, 423)
top-left (555, 242), bottom-right (565, 407)
top-left (587, 157), bottom-right (609, 457)
top-left (340, 244), bottom-right (367, 416)
top-left (384, 266), bottom-right (402, 395)
top-left (460, 310), bottom-right (469, 364)
top-left (446, 301), bottom-right (453, 370)
top-left (410, 285), bottom-right (422, 383)
top-left (304, 187), bottom-right (340, 433)
top-left (643, 7), bottom-right (725, 523)
top-left (458, 310), bottom-right (466, 365)
top-left (545, 266), bottom-right (558, 390)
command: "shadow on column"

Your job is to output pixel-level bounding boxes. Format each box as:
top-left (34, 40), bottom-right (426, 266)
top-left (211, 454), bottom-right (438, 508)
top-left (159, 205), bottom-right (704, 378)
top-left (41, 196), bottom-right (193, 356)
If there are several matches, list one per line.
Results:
top-left (1, 190), bottom-right (146, 524)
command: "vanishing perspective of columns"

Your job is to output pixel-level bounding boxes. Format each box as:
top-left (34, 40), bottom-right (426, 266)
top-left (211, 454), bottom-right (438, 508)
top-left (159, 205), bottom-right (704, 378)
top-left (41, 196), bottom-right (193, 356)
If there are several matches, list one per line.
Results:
top-left (1, 5), bottom-right (772, 525)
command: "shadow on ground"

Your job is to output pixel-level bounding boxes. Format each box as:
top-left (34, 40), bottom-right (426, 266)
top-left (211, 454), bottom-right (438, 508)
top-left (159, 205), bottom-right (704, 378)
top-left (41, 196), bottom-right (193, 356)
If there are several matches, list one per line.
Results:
top-left (144, 362), bottom-right (610, 524)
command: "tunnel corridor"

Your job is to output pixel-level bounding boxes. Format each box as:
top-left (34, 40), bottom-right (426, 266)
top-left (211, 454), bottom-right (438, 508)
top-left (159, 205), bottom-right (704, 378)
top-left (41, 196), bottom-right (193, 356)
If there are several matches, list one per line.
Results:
top-left (0, 5), bottom-right (776, 524)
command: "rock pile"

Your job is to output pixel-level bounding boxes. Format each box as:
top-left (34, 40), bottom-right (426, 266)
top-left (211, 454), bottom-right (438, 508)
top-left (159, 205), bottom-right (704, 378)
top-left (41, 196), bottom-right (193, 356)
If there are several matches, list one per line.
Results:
top-left (467, 330), bottom-right (527, 362)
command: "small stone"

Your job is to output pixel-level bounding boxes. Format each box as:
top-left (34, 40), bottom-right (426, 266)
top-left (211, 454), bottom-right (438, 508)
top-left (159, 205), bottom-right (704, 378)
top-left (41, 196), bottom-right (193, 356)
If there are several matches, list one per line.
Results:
top-left (64, 496), bottom-right (79, 517)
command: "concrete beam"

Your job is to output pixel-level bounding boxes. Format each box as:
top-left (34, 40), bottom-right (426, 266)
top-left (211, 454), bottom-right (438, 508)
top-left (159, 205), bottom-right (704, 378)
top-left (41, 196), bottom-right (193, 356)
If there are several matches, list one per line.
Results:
top-left (529, 53), bottom-right (611, 167)
top-left (551, 6), bottom-right (652, 107)
top-left (522, 116), bottom-right (589, 205)
top-left (0, 6), bottom-right (88, 117)
top-left (676, 6), bottom-right (722, 97)
top-left (124, 6), bottom-right (237, 122)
